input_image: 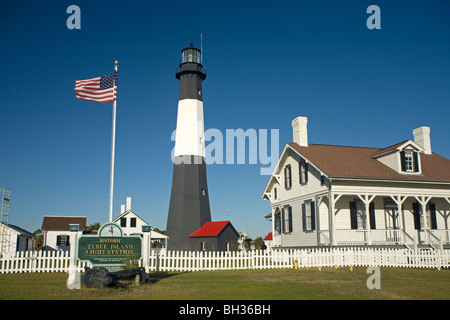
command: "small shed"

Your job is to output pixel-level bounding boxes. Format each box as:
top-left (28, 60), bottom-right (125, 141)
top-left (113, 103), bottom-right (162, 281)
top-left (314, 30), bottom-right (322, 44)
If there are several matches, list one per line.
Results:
top-left (41, 216), bottom-right (87, 252)
top-left (0, 222), bottom-right (35, 256)
top-left (188, 221), bottom-right (239, 252)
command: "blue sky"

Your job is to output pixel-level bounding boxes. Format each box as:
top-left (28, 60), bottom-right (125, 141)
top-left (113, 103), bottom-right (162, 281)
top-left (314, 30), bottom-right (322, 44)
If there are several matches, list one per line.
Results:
top-left (1, 0), bottom-right (449, 239)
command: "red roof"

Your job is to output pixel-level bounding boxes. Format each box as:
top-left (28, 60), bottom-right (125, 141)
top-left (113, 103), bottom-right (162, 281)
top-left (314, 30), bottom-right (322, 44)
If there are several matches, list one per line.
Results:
top-left (189, 221), bottom-right (235, 237)
top-left (264, 232), bottom-right (273, 241)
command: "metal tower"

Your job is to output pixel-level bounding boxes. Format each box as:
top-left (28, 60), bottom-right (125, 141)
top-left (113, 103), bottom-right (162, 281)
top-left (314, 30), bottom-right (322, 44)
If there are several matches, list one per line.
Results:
top-left (0, 188), bottom-right (11, 256)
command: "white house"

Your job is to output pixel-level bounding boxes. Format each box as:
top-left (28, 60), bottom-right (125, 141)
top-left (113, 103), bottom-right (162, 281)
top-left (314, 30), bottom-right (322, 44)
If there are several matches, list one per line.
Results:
top-left (262, 116), bottom-right (450, 250)
top-left (0, 222), bottom-right (35, 257)
top-left (113, 197), bottom-right (168, 250)
top-left (41, 216), bottom-right (87, 252)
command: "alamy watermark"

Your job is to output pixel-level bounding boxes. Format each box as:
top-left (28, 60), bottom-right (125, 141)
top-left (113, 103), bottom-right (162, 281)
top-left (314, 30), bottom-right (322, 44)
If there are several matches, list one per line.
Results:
top-left (171, 127), bottom-right (279, 176)
top-left (366, 266), bottom-right (381, 289)
top-left (66, 5), bottom-right (81, 29)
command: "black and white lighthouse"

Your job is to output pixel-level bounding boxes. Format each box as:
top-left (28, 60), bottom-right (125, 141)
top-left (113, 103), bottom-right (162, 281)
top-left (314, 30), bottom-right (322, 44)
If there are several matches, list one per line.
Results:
top-left (166, 43), bottom-right (212, 251)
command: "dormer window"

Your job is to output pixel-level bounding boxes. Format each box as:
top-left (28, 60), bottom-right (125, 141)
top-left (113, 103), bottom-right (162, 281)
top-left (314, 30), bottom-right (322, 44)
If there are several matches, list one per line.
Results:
top-left (400, 150), bottom-right (419, 173)
top-left (404, 151), bottom-right (414, 171)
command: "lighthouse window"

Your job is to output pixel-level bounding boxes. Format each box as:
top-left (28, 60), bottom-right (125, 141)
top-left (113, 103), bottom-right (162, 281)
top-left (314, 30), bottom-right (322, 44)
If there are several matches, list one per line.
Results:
top-left (202, 188), bottom-right (206, 196)
top-left (182, 48), bottom-right (201, 63)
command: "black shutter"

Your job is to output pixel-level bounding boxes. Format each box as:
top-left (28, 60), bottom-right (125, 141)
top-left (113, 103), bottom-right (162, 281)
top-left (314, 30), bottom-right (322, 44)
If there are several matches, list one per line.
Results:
top-left (413, 152), bottom-right (419, 172)
top-left (428, 203), bottom-right (437, 230)
top-left (281, 208), bottom-right (285, 233)
top-left (350, 201), bottom-right (357, 230)
top-left (400, 151), bottom-right (406, 171)
top-left (299, 162), bottom-right (303, 184)
top-left (311, 201), bottom-right (316, 231)
top-left (288, 166), bottom-right (292, 188)
top-left (304, 163), bottom-right (309, 183)
top-left (412, 202), bottom-right (421, 230)
top-left (302, 203), bottom-right (306, 231)
top-left (369, 202), bottom-right (376, 230)
top-left (284, 167), bottom-right (287, 188)
top-left (288, 206), bottom-right (293, 232)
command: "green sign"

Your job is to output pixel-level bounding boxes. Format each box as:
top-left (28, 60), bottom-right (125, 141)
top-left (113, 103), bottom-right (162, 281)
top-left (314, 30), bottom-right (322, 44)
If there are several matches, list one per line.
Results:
top-left (77, 222), bottom-right (142, 267)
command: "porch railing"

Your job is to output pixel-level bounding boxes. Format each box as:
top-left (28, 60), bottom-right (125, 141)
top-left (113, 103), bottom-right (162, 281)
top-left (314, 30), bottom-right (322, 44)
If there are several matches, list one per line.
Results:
top-left (319, 229), bottom-right (415, 247)
top-left (428, 229), bottom-right (450, 244)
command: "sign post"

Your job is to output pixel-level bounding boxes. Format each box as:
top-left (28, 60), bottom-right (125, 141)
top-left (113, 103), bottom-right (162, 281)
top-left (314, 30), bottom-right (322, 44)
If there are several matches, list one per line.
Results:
top-left (77, 222), bottom-right (142, 270)
top-left (67, 224), bottom-right (81, 289)
top-left (141, 225), bottom-right (152, 282)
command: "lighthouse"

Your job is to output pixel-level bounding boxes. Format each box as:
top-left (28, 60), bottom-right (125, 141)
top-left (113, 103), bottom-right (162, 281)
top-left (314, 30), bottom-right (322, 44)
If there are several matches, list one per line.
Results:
top-left (166, 43), bottom-right (212, 251)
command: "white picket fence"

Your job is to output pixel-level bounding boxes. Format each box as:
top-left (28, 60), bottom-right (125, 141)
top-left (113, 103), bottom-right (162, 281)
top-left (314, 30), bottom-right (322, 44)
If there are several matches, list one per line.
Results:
top-left (1, 247), bottom-right (449, 274)
top-left (0, 250), bottom-right (89, 274)
top-left (149, 247), bottom-right (450, 272)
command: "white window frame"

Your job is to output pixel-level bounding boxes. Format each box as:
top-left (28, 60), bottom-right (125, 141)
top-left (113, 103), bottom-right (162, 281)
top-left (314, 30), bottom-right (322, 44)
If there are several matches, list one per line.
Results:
top-left (305, 202), bottom-right (312, 231)
top-left (299, 161), bottom-right (307, 184)
top-left (356, 202), bottom-right (366, 230)
top-left (284, 165), bottom-right (292, 189)
top-left (404, 150), bottom-right (414, 172)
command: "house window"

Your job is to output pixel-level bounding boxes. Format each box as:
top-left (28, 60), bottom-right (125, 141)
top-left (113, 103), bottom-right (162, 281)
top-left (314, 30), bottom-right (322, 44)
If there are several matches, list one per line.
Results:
top-left (356, 202), bottom-right (366, 229)
top-left (273, 187), bottom-right (277, 200)
top-left (400, 150), bottom-right (419, 173)
top-left (281, 206), bottom-right (293, 233)
top-left (404, 151), bottom-right (414, 171)
top-left (284, 165), bottom-right (292, 189)
top-left (299, 161), bottom-right (308, 184)
top-left (130, 218), bottom-right (136, 228)
top-left (120, 218), bottom-right (126, 227)
top-left (275, 212), bottom-right (281, 234)
top-left (350, 201), bottom-right (376, 230)
top-left (302, 201), bottom-right (315, 231)
top-left (56, 235), bottom-right (69, 247)
top-left (413, 202), bottom-right (438, 230)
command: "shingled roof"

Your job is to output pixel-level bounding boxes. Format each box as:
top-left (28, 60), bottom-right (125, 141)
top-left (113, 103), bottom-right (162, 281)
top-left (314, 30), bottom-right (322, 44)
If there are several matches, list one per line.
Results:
top-left (41, 216), bottom-right (87, 231)
top-left (287, 142), bottom-right (450, 182)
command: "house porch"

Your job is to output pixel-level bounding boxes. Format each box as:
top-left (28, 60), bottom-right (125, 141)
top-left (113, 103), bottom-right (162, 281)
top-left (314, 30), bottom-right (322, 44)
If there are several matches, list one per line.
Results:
top-left (316, 191), bottom-right (450, 249)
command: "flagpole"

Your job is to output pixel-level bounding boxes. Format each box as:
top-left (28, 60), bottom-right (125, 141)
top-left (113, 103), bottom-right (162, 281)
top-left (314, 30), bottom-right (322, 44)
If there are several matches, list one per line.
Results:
top-left (108, 61), bottom-right (118, 222)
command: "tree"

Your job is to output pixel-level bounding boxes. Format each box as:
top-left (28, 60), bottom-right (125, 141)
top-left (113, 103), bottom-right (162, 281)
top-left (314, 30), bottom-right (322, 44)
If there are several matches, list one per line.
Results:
top-left (252, 237), bottom-right (264, 250)
top-left (242, 237), bottom-right (252, 251)
top-left (86, 222), bottom-right (100, 231)
top-left (33, 229), bottom-right (43, 250)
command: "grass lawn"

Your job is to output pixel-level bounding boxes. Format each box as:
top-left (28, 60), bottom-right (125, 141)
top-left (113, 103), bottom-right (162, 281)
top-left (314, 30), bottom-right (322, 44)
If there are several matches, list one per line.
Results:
top-left (0, 267), bottom-right (449, 300)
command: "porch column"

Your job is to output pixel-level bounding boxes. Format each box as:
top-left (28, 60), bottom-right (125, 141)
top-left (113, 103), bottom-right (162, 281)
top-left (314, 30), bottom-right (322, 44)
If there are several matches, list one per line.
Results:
top-left (357, 194), bottom-right (376, 245)
top-left (328, 191), bottom-right (336, 246)
top-left (328, 192), bottom-right (342, 247)
top-left (271, 206), bottom-right (276, 244)
top-left (316, 195), bottom-right (325, 246)
top-left (415, 196), bottom-right (432, 243)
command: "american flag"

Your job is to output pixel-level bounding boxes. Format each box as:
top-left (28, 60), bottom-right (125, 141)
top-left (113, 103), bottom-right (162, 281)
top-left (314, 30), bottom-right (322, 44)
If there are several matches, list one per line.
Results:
top-left (75, 72), bottom-right (117, 103)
